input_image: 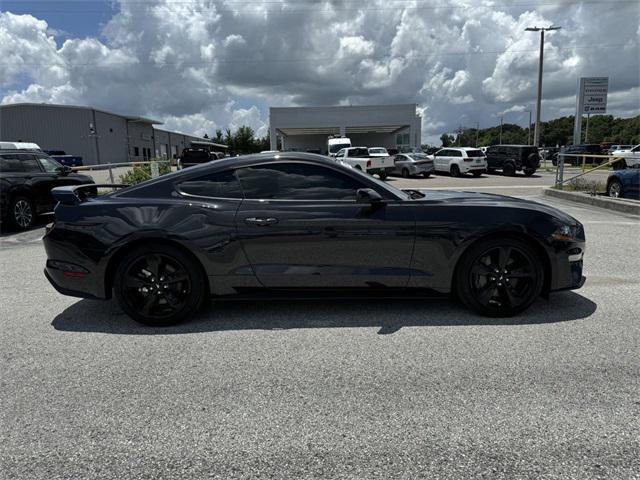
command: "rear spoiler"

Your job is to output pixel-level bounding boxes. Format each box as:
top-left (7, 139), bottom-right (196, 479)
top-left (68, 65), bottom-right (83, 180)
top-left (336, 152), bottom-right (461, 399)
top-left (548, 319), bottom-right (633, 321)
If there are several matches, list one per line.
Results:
top-left (52, 184), bottom-right (129, 206)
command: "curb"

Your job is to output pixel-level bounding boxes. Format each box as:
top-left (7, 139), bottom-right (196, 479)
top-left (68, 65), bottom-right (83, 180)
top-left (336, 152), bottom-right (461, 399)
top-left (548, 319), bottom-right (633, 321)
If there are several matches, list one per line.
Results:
top-left (543, 188), bottom-right (640, 215)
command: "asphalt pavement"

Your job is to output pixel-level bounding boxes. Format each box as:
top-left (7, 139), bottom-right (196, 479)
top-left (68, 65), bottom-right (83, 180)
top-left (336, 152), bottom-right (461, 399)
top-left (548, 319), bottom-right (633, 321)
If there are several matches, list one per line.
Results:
top-left (1, 188), bottom-right (639, 479)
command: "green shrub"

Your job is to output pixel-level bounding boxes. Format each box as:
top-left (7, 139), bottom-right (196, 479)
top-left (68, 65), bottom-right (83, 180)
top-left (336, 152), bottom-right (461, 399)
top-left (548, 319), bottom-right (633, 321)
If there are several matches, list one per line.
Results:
top-left (562, 177), bottom-right (606, 194)
top-left (120, 161), bottom-right (171, 185)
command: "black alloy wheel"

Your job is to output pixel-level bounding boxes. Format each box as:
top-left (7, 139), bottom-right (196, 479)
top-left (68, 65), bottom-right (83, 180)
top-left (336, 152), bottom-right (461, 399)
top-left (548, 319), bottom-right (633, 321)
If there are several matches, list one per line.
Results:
top-left (402, 168), bottom-right (410, 178)
top-left (456, 238), bottom-right (543, 317)
top-left (450, 164), bottom-right (461, 177)
top-left (502, 162), bottom-right (516, 176)
top-left (607, 179), bottom-right (623, 198)
top-left (10, 196), bottom-right (35, 230)
top-left (114, 245), bottom-right (205, 326)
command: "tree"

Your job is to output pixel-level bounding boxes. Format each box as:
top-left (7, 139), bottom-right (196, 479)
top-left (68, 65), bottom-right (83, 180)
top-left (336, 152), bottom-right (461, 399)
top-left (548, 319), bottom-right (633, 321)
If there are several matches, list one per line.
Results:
top-left (440, 133), bottom-right (454, 147)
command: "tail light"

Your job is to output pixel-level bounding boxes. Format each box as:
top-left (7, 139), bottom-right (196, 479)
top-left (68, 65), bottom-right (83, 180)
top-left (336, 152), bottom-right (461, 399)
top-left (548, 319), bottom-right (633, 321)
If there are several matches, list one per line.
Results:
top-left (464, 157), bottom-right (473, 162)
top-left (366, 160), bottom-right (372, 168)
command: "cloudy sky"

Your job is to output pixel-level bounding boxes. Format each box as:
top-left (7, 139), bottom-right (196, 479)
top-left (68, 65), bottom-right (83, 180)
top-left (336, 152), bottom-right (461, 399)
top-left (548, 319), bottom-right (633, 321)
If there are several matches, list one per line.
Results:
top-left (0, 0), bottom-right (638, 143)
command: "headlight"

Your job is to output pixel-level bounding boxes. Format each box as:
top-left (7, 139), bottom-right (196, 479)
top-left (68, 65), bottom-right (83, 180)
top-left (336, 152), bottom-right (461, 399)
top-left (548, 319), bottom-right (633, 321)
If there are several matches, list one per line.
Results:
top-left (551, 224), bottom-right (577, 242)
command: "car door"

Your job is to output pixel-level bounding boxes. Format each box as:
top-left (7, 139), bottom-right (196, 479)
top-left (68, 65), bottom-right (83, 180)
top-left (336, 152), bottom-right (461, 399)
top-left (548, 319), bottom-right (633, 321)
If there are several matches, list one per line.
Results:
top-left (393, 154), bottom-right (406, 174)
top-left (15, 153), bottom-right (58, 213)
top-left (433, 150), bottom-right (446, 171)
top-left (235, 161), bottom-right (415, 288)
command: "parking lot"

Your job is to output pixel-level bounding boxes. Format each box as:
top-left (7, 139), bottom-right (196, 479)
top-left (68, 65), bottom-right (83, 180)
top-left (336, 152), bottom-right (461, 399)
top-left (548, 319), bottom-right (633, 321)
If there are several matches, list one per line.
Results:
top-left (1, 181), bottom-right (638, 479)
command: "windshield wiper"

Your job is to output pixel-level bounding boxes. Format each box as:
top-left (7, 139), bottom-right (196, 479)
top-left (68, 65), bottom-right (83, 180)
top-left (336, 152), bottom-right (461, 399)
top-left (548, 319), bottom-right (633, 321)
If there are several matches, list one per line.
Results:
top-left (403, 189), bottom-right (426, 199)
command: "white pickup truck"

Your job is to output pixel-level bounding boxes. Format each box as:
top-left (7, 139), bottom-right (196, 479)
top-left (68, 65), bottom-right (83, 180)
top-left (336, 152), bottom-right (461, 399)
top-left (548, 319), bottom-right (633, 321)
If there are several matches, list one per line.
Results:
top-left (334, 146), bottom-right (394, 179)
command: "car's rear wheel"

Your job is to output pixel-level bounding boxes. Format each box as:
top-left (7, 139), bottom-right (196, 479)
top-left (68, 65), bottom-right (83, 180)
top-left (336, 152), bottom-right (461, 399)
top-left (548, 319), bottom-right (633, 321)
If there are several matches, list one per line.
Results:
top-left (607, 179), bottom-right (623, 198)
top-left (378, 171), bottom-right (388, 180)
top-left (456, 238), bottom-right (543, 317)
top-left (422, 172), bottom-right (431, 178)
top-left (114, 245), bottom-right (206, 326)
top-left (10, 196), bottom-right (35, 230)
top-left (502, 163), bottom-right (516, 176)
top-left (450, 164), bottom-right (461, 177)
top-left (523, 168), bottom-right (536, 176)
top-left (402, 168), bottom-right (410, 178)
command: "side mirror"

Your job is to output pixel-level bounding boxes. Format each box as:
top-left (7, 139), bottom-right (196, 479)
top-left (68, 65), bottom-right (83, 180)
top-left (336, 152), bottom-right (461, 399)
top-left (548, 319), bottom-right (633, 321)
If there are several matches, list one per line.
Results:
top-left (58, 165), bottom-right (72, 175)
top-left (356, 188), bottom-right (384, 204)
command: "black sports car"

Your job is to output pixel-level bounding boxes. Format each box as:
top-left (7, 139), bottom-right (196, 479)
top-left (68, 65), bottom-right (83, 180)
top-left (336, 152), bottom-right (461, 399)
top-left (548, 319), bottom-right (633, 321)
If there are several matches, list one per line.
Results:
top-left (43, 153), bottom-right (586, 326)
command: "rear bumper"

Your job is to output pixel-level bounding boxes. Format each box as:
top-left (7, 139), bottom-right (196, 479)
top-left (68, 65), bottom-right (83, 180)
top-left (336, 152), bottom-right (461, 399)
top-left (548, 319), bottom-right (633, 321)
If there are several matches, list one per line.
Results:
top-left (43, 227), bottom-right (109, 300)
top-left (368, 166), bottom-right (395, 175)
top-left (44, 268), bottom-right (102, 300)
top-left (460, 162), bottom-right (487, 173)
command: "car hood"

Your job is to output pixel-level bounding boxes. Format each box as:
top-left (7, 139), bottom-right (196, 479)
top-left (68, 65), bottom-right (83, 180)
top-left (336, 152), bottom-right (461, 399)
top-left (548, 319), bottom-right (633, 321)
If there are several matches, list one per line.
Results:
top-left (70, 173), bottom-right (95, 183)
top-left (414, 189), bottom-right (579, 224)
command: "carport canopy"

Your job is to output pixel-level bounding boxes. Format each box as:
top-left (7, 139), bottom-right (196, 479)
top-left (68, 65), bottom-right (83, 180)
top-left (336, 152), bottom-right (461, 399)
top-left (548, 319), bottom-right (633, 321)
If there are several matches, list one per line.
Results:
top-left (276, 125), bottom-right (408, 136)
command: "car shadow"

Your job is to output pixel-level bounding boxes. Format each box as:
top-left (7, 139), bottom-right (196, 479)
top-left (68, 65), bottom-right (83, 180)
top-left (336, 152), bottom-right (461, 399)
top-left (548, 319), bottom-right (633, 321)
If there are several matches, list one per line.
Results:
top-left (51, 291), bottom-right (597, 336)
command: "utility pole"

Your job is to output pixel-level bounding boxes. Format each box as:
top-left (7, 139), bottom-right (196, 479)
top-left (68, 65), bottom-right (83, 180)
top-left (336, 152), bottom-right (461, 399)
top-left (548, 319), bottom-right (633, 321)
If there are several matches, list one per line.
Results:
top-left (525, 25), bottom-right (561, 147)
top-left (475, 122), bottom-right (480, 147)
top-left (528, 110), bottom-right (532, 145)
top-left (499, 115), bottom-right (503, 144)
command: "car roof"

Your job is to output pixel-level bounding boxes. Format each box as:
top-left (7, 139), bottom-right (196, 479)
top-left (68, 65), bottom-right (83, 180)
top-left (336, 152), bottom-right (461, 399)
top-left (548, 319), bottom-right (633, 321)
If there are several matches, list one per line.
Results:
top-left (494, 144), bottom-right (537, 148)
top-left (0, 148), bottom-right (46, 155)
top-left (441, 147), bottom-right (483, 151)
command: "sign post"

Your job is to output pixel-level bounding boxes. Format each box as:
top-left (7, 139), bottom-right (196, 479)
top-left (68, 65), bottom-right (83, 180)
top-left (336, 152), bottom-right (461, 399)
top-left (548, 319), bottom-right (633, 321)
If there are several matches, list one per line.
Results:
top-left (573, 77), bottom-right (608, 145)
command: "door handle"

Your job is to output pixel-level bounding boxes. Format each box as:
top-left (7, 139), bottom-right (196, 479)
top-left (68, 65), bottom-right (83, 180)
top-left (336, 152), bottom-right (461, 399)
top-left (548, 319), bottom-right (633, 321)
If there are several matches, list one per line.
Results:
top-left (244, 217), bottom-right (278, 226)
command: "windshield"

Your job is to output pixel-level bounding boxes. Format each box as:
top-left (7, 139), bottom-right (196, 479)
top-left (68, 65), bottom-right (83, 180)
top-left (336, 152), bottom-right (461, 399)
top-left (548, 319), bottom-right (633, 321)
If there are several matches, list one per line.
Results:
top-left (409, 153), bottom-right (430, 160)
top-left (329, 143), bottom-right (350, 154)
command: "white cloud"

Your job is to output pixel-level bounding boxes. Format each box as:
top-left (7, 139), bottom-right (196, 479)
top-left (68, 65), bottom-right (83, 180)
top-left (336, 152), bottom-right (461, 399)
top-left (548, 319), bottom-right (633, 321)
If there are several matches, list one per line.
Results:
top-left (0, 0), bottom-right (638, 144)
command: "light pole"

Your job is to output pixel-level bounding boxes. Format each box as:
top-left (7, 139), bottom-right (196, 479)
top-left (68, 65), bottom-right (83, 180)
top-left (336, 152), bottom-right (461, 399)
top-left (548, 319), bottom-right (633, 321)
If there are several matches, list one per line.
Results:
top-left (527, 110), bottom-right (532, 145)
top-left (525, 25), bottom-right (561, 147)
top-left (499, 115), bottom-right (503, 144)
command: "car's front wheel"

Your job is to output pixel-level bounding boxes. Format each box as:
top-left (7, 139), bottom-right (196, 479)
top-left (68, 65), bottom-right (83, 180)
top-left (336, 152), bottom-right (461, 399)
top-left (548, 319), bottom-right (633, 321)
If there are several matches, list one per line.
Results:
top-left (10, 195), bottom-right (35, 230)
top-left (378, 171), bottom-right (388, 180)
top-left (422, 172), bottom-right (431, 178)
top-left (456, 237), bottom-right (544, 317)
top-left (607, 179), bottom-right (623, 198)
top-left (114, 244), bottom-right (206, 326)
top-left (472, 170), bottom-right (483, 177)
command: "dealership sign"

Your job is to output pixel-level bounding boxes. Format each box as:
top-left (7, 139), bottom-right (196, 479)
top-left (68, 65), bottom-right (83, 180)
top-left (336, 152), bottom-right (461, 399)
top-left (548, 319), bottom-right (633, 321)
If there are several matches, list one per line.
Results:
top-left (573, 77), bottom-right (609, 144)
top-left (579, 77), bottom-right (609, 113)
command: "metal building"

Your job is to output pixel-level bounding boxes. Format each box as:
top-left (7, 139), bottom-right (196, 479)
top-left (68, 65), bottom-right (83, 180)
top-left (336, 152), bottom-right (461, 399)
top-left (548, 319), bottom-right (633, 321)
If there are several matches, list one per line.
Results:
top-left (269, 104), bottom-right (422, 153)
top-left (0, 103), bottom-right (220, 165)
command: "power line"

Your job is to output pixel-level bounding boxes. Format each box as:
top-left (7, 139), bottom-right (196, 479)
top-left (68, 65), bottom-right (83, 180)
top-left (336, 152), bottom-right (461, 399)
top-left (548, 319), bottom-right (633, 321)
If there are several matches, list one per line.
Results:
top-left (2, 43), bottom-right (629, 67)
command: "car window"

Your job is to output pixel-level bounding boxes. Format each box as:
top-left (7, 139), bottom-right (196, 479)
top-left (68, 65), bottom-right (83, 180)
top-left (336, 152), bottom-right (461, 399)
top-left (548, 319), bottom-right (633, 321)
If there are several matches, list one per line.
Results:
top-left (450, 150), bottom-right (462, 157)
top-left (0, 154), bottom-right (25, 172)
top-left (335, 149), bottom-right (345, 157)
top-left (18, 154), bottom-right (42, 173)
top-left (466, 149), bottom-right (484, 157)
top-left (37, 155), bottom-right (62, 172)
top-left (435, 150), bottom-right (447, 156)
top-left (177, 170), bottom-right (242, 198)
top-left (236, 162), bottom-right (369, 201)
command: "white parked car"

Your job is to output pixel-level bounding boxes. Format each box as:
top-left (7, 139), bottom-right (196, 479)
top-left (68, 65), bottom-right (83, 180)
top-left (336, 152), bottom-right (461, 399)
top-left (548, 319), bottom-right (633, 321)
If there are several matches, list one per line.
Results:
top-left (335, 146), bottom-right (394, 179)
top-left (432, 147), bottom-right (487, 177)
top-left (367, 147), bottom-right (389, 157)
top-left (610, 144), bottom-right (640, 168)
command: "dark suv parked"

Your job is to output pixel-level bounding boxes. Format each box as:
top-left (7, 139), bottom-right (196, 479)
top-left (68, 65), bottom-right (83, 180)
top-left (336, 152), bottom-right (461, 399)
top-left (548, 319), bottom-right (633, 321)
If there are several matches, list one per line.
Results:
top-left (0, 149), bottom-right (94, 229)
top-left (552, 144), bottom-right (604, 166)
top-left (485, 145), bottom-right (540, 176)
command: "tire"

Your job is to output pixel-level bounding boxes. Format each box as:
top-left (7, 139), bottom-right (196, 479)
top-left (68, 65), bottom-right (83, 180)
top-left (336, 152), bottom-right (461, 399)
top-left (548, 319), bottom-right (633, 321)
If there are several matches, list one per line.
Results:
top-left (486, 168), bottom-right (496, 174)
top-left (378, 171), bottom-right (388, 180)
top-left (607, 179), bottom-right (624, 198)
top-left (450, 164), bottom-right (461, 177)
top-left (9, 195), bottom-right (35, 230)
top-left (422, 172), bottom-right (431, 178)
top-left (523, 168), bottom-right (536, 176)
top-left (502, 162), bottom-right (516, 176)
top-left (472, 170), bottom-right (483, 177)
top-left (402, 168), bottom-right (410, 178)
top-left (113, 244), bottom-right (206, 326)
top-left (355, 165), bottom-right (362, 171)
top-left (455, 237), bottom-right (544, 317)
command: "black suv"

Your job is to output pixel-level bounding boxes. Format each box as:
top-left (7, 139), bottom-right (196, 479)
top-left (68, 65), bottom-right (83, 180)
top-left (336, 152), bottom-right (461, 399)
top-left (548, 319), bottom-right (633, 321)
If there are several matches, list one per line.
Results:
top-left (0, 149), bottom-right (94, 230)
top-left (552, 144), bottom-right (604, 166)
top-left (179, 148), bottom-right (225, 168)
top-left (485, 145), bottom-right (540, 176)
